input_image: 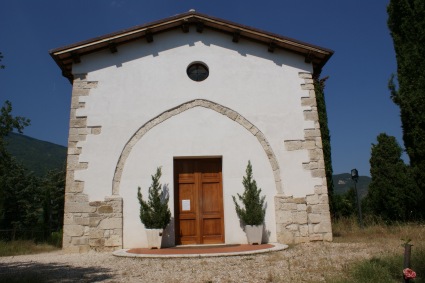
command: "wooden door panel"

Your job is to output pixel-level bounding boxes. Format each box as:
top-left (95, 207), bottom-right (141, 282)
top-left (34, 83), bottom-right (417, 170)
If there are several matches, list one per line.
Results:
top-left (175, 158), bottom-right (224, 245)
top-left (201, 183), bottom-right (221, 213)
top-left (202, 218), bottom-right (223, 244)
top-left (202, 218), bottom-right (222, 235)
top-left (180, 220), bottom-right (197, 236)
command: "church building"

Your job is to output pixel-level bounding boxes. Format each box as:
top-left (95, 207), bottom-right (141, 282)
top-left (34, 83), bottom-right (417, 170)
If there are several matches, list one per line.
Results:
top-left (50, 11), bottom-right (334, 252)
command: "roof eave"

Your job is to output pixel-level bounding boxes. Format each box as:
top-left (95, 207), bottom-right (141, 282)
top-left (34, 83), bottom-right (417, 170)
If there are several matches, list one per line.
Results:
top-left (50, 11), bottom-right (334, 83)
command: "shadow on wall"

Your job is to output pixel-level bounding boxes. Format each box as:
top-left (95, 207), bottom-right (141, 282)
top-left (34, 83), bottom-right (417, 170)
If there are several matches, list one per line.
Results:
top-left (262, 223), bottom-right (271, 243)
top-left (77, 26), bottom-right (308, 75)
top-left (162, 217), bottom-right (175, 248)
top-left (161, 184), bottom-right (170, 203)
top-left (161, 184), bottom-right (175, 247)
top-left (0, 262), bottom-right (115, 282)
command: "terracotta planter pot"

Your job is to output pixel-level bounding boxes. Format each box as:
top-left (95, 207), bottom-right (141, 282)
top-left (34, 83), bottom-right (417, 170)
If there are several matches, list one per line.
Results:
top-left (245, 224), bottom-right (263, 245)
top-left (145, 228), bottom-right (163, 249)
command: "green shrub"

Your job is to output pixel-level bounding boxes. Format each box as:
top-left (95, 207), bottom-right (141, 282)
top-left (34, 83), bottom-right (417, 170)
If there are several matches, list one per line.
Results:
top-left (232, 161), bottom-right (265, 226)
top-left (48, 230), bottom-right (62, 248)
top-left (137, 167), bottom-right (171, 229)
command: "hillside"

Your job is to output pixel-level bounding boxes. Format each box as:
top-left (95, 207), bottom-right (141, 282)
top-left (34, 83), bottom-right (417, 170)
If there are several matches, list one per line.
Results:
top-left (4, 132), bottom-right (67, 176)
top-left (332, 173), bottom-right (371, 198)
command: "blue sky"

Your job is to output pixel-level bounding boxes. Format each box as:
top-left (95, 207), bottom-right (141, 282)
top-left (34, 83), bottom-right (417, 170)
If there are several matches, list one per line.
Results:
top-left (0, 0), bottom-right (402, 176)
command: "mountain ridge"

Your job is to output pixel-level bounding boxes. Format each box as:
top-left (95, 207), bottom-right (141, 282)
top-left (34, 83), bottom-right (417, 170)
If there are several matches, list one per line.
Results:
top-left (4, 132), bottom-right (67, 176)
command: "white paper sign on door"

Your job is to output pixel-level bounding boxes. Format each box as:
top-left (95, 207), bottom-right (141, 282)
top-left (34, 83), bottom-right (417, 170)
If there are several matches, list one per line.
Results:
top-left (182, 200), bottom-right (190, 211)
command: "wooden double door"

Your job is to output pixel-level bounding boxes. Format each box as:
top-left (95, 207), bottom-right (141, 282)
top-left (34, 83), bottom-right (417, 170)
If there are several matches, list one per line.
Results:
top-left (174, 158), bottom-right (225, 245)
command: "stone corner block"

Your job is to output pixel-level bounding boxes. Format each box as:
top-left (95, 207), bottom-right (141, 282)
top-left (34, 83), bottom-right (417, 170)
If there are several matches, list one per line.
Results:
top-left (104, 235), bottom-right (123, 247)
top-left (277, 230), bottom-right (295, 245)
top-left (298, 72), bottom-right (312, 79)
top-left (62, 246), bottom-right (81, 254)
top-left (284, 140), bottom-right (304, 151)
top-left (323, 232), bottom-right (333, 242)
top-left (64, 224), bottom-right (85, 237)
top-left (99, 218), bottom-right (122, 230)
top-left (105, 195), bottom-right (123, 202)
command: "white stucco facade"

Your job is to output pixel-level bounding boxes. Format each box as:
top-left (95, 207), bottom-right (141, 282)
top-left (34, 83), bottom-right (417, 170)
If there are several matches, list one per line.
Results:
top-left (52, 12), bottom-right (333, 252)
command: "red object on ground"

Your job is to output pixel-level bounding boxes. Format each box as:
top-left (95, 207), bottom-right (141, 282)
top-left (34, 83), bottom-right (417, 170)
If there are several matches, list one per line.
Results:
top-left (403, 268), bottom-right (416, 280)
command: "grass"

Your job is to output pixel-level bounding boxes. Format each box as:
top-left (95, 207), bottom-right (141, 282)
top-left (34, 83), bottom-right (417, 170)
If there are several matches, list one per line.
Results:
top-left (0, 240), bottom-right (59, 257)
top-left (327, 249), bottom-right (425, 283)
top-left (328, 217), bottom-right (425, 283)
top-left (333, 216), bottom-right (425, 244)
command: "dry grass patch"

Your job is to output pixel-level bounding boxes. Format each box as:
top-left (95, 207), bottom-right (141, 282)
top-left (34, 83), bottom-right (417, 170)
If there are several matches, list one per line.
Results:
top-left (328, 218), bottom-right (425, 282)
top-left (333, 217), bottom-right (425, 247)
top-left (0, 240), bottom-right (59, 257)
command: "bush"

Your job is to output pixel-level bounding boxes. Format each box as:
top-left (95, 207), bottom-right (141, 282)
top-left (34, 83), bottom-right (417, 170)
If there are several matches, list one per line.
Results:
top-left (232, 161), bottom-right (265, 226)
top-left (48, 230), bottom-right (62, 248)
top-left (137, 167), bottom-right (171, 229)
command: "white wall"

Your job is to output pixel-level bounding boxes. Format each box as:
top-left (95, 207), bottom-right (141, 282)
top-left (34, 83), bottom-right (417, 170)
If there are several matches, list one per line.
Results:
top-left (120, 107), bottom-right (276, 248)
top-left (71, 26), bottom-right (321, 247)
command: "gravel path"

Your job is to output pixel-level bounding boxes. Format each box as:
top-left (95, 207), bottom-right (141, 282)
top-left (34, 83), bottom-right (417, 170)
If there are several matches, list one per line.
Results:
top-left (0, 241), bottom-right (388, 282)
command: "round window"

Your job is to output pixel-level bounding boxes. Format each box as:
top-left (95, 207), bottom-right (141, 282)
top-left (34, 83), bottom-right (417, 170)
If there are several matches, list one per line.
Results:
top-left (187, 62), bottom-right (209, 82)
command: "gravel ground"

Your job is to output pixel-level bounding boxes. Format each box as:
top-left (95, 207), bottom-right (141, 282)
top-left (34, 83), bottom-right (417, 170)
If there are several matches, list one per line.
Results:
top-left (0, 241), bottom-right (390, 283)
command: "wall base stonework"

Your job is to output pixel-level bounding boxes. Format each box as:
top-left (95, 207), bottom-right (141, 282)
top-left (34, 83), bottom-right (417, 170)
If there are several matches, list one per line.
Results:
top-left (275, 194), bottom-right (332, 244)
top-left (63, 195), bottom-right (123, 253)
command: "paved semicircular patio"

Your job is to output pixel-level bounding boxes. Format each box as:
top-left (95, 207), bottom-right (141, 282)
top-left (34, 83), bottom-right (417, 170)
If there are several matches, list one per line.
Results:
top-left (113, 243), bottom-right (288, 258)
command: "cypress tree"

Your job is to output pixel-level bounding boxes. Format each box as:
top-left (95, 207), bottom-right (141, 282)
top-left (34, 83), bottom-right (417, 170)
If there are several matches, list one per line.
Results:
top-left (314, 77), bottom-right (335, 216)
top-left (232, 161), bottom-right (266, 226)
top-left (137, 167), bottom-right (171, 229)
top-left (365, 133), bottom-right (419, 221)
top-left (387, 0), bottom-right (425, 218)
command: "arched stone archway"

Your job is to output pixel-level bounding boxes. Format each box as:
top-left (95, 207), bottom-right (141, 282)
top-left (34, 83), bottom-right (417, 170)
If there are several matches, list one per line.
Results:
top-left (112, 99), bottom-right (282, 195)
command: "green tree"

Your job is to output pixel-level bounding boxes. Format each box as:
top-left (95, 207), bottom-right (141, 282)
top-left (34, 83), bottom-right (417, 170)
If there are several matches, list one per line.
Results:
top-left (0, 100), bottom-right (40, 235)
top-left (365, 133), bottom-right (419, 221)
top-left (0, 100), bottom-right (66, 241)
top-left (137, 167), bottom-right (171, 229)
top-left (387, 0), bottom-right (425, 218)
top-left (314, 77), bottom-right (335, 217)
top-left (0, 101), bottom-right (30, 150)
top-left (0, 159), bottom-right (42, 231)
top-left (232, 161), bottom-right (266, 226)
top-left (333, 188), bottom-right (357, 219)
top-left (41, 169), bottom-right (65, 235)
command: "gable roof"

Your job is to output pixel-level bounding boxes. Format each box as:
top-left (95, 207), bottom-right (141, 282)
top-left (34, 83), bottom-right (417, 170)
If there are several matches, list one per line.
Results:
top-left (50, 10), bottom-right (333, 82)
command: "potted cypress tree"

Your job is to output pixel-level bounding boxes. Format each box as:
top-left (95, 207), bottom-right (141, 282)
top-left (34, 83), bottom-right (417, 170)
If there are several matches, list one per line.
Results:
top-left (232, 161), bottom-right (266, 245)
top-left (137, 167), bottom-right (171, 249)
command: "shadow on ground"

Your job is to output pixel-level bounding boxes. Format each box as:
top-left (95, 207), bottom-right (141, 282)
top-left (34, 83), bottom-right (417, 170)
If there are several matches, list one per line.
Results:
top-left (0, 261), bottom-right (115, 282)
